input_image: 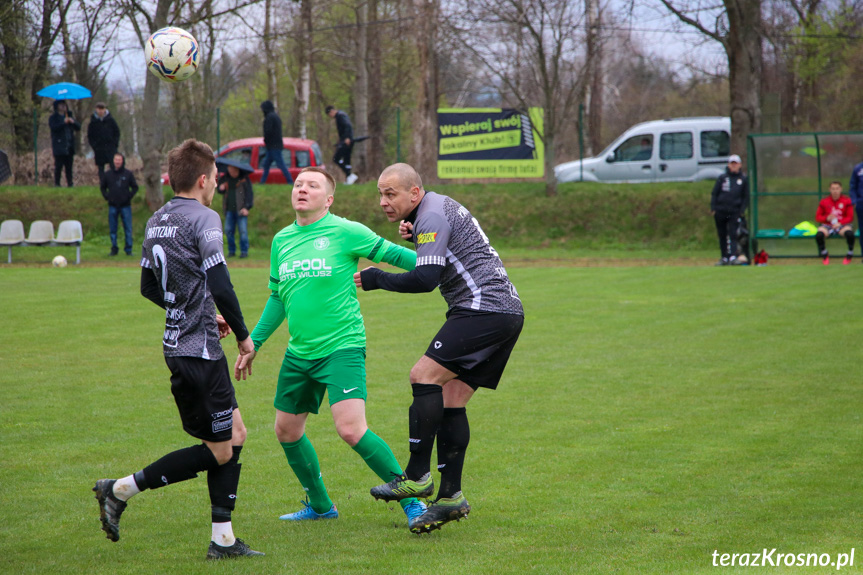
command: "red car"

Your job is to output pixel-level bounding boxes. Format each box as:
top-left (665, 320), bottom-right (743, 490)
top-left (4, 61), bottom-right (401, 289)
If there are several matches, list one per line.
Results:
top-left (161, 137), bottom-right (326, 186)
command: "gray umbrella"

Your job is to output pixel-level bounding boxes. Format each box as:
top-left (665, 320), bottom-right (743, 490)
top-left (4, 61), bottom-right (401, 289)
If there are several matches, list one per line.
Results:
top-left (216, 157), bottom-right (254, 177)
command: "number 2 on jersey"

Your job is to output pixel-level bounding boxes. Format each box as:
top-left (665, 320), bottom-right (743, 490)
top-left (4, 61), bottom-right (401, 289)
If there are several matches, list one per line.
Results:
top-left (152, 245), bottom-right (177, 304)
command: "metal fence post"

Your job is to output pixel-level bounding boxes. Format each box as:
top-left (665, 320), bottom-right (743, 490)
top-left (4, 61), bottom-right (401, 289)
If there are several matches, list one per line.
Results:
top-left (33, 109), bottom-right (38, 184)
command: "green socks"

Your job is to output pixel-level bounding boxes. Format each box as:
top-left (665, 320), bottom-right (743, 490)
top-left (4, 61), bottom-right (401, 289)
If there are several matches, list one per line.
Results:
top-left (351, 429), bottom-right (420, 510)
top-left (281, 435), bottom-right (333, 514)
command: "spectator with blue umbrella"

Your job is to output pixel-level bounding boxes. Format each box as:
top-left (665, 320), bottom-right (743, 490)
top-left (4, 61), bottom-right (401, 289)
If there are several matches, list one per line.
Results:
top-left (38, 83), bottom-right (92, 187)
top-left (49, 99), bottom-right (81, 187)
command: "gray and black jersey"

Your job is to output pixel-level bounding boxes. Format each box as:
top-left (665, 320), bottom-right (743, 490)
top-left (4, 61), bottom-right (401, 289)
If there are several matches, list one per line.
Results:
top-left (141, 196), bottom-right (226, 360)
top-left (410, 191), bottom-right (523, 315)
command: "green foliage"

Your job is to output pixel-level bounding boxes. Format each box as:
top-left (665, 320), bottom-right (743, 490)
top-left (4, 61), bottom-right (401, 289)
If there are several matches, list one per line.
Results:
top-left (2, 265), bottom-right (861, 574)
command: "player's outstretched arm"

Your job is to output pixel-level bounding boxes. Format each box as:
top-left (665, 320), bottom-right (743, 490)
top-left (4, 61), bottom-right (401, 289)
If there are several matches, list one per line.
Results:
top-left (234, 338), bottom-right (256, 380)
top-left (357, 263), bottom-right (443, 293)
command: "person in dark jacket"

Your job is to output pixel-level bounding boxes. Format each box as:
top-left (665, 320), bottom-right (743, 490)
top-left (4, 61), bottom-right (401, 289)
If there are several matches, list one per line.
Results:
top-left (848, 159), bottom-right (863, 258)
top-left (101, 153), bottom-right (138, 256)
top-left (49, 99), bottom-right (81, 187)
top-left (326, 105), bottom-right (358, 185)
top-left (217, 165), bottom-right (254, 258)
top-left (87, 102), bottom-right (121, 182)
top-left (710, 154), bottom-right (750, 266)
top-left (259, 101), bottom-right (293, 185)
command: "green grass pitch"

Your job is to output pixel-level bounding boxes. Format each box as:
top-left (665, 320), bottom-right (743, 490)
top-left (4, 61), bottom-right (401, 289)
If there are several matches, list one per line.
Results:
top-left (1, 264), bottom-right (861, 574)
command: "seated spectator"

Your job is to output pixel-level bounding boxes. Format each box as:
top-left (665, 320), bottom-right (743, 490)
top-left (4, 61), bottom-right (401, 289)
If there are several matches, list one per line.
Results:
top-left (815, 180), bottom-right (855, 265)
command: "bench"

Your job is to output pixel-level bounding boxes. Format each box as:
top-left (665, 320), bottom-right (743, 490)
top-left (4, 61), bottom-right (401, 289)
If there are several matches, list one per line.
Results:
top-left (0, 219), bottom-right (84, 264)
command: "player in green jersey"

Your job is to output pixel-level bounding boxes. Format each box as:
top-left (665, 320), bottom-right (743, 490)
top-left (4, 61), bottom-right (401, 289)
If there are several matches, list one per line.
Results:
top-left (234, 167), bottom-right (426, 527)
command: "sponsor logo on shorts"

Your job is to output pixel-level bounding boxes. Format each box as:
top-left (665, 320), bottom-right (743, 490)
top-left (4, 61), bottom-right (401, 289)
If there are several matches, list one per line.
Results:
top-left (343, 387), bottom-right (359, 394)
top-left (416, 232), bottom-right (437, 244)
top-left (434, 341), bottom-right (442, 349)
top-left (204, 229), bottom-right (222, 243)
top-left (314, 236), bottom-right (330, 250)
top-left (212, 417), bottom-right (233, 433)
top-left (409, 438), bottom-right (421, 443)
top-left (211, 408), bottom-right (233, 419)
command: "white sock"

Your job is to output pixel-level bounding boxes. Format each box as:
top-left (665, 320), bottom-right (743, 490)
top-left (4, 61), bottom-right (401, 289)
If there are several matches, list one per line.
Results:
top-left (112, 475), bottom-right (141, 502)
top-left (212, 522), bottom-right (235, 547)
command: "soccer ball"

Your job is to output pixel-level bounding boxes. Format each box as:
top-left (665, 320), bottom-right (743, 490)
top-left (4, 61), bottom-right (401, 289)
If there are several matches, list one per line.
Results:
top-left (145, 27), bottom-right (200, 83)
top-left (52, 255), bottom-right (67, 268)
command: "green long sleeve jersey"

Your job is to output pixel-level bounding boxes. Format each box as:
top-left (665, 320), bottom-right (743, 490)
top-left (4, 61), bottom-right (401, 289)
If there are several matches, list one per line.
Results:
top-left (252, 212), bottom-right (416, 359)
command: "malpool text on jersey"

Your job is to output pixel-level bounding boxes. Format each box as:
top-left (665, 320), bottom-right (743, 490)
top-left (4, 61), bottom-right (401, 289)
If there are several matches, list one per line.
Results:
top-left (279, 258), bottom-right (333, 280)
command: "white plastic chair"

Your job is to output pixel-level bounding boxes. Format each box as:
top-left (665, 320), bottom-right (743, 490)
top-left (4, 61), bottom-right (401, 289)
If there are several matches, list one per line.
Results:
top-left (0, 219), bottom-right (25, 263)
top-left (53, 220), bottom-right (84, 264)
top-left (25, 220), bottom-right (55, 245)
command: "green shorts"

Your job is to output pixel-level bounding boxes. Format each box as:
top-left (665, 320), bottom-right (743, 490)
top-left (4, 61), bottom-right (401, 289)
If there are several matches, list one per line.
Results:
top-left (275, 347), bottom-right (367, 415)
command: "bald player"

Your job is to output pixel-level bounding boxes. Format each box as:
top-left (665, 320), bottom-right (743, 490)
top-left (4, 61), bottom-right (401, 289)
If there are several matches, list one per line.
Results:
top-left (355, 163), bottom-right (524, 534)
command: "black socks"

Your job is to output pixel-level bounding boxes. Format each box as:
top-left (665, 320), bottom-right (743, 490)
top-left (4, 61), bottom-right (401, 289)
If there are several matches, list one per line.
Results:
top-left (209, 445), bottom-right (242, 523)
top-left (437, 407), bottom-right (469, 498)
top-left (404, 383), bottom-right (443, 480)
top-left (139, 443), bottom-right (220, 490)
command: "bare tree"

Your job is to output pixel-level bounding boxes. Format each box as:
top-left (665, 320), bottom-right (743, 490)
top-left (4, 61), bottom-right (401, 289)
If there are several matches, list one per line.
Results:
top-left (658, 0), bottom-right (763, 165)
top-left (352, 0), bottom-right (369, 178)
top-left (117, 0), bottom-right (262, 210)
top-left (584, 0), bottom-right (605, 155)
top-left (0, 0), bottom-right (73, 156)
top-left (412, 0), bottom-right (439, 181)
top-left (450, 0), bottom-right (590, 196)
top-left (264, 0), bottom-right (279, 106)
top-left (294, 0), bottom-right (312, 138)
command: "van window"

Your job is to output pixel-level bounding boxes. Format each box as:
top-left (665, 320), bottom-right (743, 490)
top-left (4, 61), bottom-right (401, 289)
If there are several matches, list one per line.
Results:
top-left (311, 142), bottom-right (323, 166)
top-left (295, 150), bottom-right (311, 168)
top-left (614, 135), bottom-right (653, 162)
top-left (659, 132), bottom-right (693, 160)
top-left (701, 130), bottom-right (730, 158)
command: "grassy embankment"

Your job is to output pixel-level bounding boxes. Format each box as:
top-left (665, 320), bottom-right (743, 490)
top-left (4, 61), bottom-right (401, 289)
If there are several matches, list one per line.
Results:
top-left (0, 181), bottom-right (721, 264)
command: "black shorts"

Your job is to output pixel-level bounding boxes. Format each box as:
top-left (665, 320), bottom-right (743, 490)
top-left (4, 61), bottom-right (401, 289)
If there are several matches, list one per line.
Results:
top-left (165, 355), bottom-right (238, 442)
top-left (424, 308), bottom-right (524, 390)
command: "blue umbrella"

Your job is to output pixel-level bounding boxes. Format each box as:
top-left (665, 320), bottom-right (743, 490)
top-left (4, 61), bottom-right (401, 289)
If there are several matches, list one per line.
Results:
top-left (36, 82), bottom-right (92, 100)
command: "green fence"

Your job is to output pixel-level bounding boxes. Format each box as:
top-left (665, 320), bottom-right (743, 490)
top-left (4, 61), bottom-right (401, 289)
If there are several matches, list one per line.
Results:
top-left (748, 131), bottom-right (863, 258)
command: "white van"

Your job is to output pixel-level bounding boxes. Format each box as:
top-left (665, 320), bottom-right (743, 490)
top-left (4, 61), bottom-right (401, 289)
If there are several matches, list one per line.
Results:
top-left (554, 117), bottom-right (731, 183)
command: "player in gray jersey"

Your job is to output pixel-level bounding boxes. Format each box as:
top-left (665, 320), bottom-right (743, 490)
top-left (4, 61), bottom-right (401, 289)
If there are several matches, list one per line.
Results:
top-left (92, 139), bottom-right (262, 560)
top-left (355, 162), bottom-right (524, 534)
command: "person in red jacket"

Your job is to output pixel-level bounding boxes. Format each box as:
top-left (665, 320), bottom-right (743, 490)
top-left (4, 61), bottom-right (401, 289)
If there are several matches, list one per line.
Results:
top-left (815, 181), bottom-right (855, 265)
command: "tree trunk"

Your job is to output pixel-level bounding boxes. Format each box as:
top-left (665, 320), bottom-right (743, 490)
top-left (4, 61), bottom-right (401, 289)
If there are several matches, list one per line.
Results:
top-left (366, 0), bottom-right (384, 177)
top-left (585, 0), bottom-right (603, 155)
top-left (725, 0), bottom-right (762, 167)
top-left (264, 0), bottom-right (278, 108)
top-left (353, 0), bottom-right (369, 179)
top-left (295, 0), bottom-right (312, 139)
top-left (412, 0), bottom-right (439, 181)
top-left (0, 8), bottom-right (34, 155)
top-left (139, 0), bottom-right (172, 211)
